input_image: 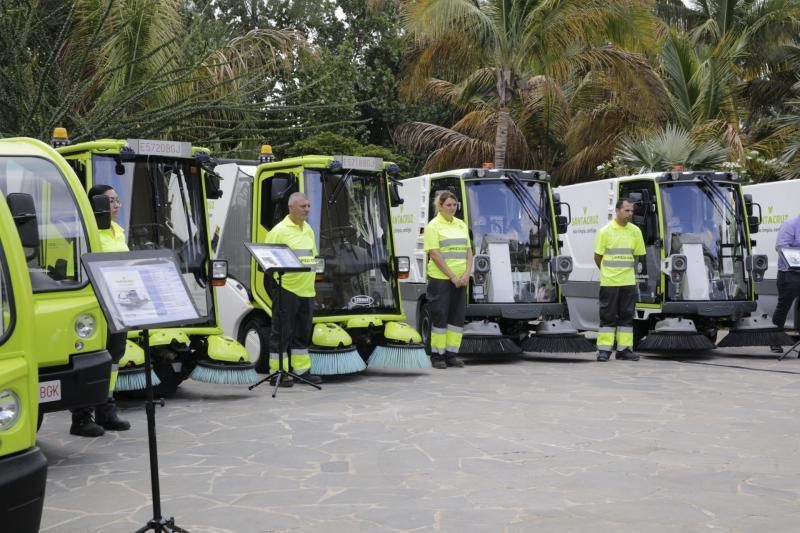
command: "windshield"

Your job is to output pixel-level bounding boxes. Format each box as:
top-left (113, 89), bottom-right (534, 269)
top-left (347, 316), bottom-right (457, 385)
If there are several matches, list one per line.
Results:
top-left (304, 169), bottom-right (399, 316)
top-left (92, 154), bottom-right (212, 319)
top-left (465, 178), bottom-right (557, 303)
top-left (661, 181), bottom-right (748, 301)
top-left (0, 237), bottom-right (12, 342)
top-left (0, 156), bottom-right (90, 291)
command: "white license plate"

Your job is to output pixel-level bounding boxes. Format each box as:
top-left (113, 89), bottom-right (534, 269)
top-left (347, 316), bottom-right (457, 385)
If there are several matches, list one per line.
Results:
top-left (39, 380), bottom-right (62, 403)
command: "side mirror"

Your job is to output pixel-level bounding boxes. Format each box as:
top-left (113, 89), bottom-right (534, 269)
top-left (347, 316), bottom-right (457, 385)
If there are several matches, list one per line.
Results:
top-left (556, 215), bottom-right (569, 235)
top-left (209, 259), bottom-right (227, 286)
top-left (390, 182), bottom-right (404, 207)
top-left (91, 194), bottom-right (112, 230)
top-left (7, 193), bottom-right (39, 248)
top-left (748, 215), bottom-right (760, 235)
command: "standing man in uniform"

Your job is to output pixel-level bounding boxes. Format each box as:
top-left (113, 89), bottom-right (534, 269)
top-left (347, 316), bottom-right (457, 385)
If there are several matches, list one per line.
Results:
top-left (770, 213), bottom-right (800, 353)
top-left (265, 192), bottom-right (322, 386)
top-left (593, 198), bottom-right (646, 362)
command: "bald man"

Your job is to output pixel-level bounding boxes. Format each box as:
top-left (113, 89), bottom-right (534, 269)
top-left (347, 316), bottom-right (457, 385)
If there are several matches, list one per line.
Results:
top-left (264, 192), bottom-right (321, 385)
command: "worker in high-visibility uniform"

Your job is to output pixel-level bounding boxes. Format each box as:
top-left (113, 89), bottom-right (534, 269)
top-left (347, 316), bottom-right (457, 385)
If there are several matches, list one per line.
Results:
top-left (70, 184), bottom-right (131, 437)
top-left (424, 190), bottom-right (473, 369)
top-left (264, 192), bottom-right (321, 386)
top-left (593, 197), bottom-right (645, 362)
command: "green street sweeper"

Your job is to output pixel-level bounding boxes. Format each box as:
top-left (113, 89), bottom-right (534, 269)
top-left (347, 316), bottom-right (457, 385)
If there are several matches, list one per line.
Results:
top-left (54, 130), bottom-right (257, 393)
top-left (211, 151), bottom-right (428, 374)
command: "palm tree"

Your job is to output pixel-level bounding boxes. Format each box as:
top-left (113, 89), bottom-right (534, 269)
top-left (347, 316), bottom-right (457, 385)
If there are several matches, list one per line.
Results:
top-left (617, 123), bottom-right (729, 170)
top-left (395, 0), bottom-right (668, 179)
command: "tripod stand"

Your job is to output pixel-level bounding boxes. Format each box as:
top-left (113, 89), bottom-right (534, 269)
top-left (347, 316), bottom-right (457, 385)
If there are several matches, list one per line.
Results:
top-left (135, 330), bottom-right (188, 533)
top-left (778, 335), bottom-right (800, 361)
top-left (249, 270), bottom-right (321, 398)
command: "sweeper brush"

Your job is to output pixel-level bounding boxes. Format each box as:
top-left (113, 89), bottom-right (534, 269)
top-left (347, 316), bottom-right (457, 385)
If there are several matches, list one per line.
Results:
top-left (457, 321), bottom-right (521, 356)
top-left (717, 315), bottom-right (796, 348)
top-left (310, 346), bottom-right (367, 375)
top-left (521, 319), bottom-right (595, 353)
top-left (637, 317), bottom-right (716, 352)
top-left (116, 366), bottom-right (161, 391)
top-left (367, 342), bottom-right (431, 369)
top-left (189, 360), bottom-right (258, 385)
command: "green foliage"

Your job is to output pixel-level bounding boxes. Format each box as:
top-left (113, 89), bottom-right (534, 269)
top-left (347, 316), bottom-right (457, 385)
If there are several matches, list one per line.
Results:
top-left (617, 124), bottom-right (729, 171)
top-left (283, 132), bottom-right (411, 171)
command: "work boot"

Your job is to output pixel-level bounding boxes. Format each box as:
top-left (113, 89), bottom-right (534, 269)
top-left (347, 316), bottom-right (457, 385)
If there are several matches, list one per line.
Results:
top-left (297, 372), bottom-right (322, 385)
top-left (770, 345), bottom-right (784, 354)
top-left (269, 375), bottom-right (294, 387)
top-left (615, 349), bottom-right (640, 361)
top-left (95, 399), bottom-right (131, 431)
top-left (596, 351), bottom-right (611, 362)
top-left (445, 355), bottom-right (464, 368)
top-left (431, 357), bottom-right (447, 369)
top-left (70, 407), bottom-right (105, 437)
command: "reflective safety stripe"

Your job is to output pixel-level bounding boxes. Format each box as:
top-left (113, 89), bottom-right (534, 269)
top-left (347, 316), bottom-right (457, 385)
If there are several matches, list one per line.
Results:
top-left (616, 344), bottom-right (632, 350)
top-left (441, 251), bottom-right (467, 259)
top-left (596, 345), bottom-right (614, 351)
top-left (617, 327), bottom-right (633, 334)
top-left (269, 352), bottom-right (281, 360)
top-left (445, 345), bottom-right (461, 353)
top-left (605, 248), bottom-right (633, 255)
top-left (293, 249), bottom-right (313, 257)
top-left (440, 238), bottom-right (468, 247)
top-left (603, 260), bottom-right (635, 268)
top-left (446, 325), bottom-right (463, 334)
top-left (431, 326), bottom-right (447, 335)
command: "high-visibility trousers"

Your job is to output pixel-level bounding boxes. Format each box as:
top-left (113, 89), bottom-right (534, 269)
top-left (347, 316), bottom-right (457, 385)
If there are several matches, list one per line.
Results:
top-left (268, 286), bottom-right (313, 373)
top-left (597, 285), bottom-right (637, 352)
top-left (427, 278), bottom-right (466, 358)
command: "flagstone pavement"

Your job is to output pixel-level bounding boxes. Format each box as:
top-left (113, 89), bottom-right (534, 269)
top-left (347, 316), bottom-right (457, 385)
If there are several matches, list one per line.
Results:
top-left (38, 347), bottom-right (800, 532)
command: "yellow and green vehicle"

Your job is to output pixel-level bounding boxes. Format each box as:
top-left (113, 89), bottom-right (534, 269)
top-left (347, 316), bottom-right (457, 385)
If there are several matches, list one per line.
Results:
top-left (213, 154), bottom-right (428, 374)
top-left (55, 133), bottom-right (256, 394)
top-left (0, 186), bottom-right (48, 532)
top-left (0, 138), bottom-right (111, 423)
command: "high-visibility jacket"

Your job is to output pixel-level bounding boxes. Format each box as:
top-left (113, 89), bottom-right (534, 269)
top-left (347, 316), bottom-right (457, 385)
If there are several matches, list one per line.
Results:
top-left (265, 215), bottom-right (317, 297)
top-left (593, 220), bottom-right (645, 286)
top-left (424, 213), bottom-right (471, 280)
top-left (98, 221), bottom-right (129, 252)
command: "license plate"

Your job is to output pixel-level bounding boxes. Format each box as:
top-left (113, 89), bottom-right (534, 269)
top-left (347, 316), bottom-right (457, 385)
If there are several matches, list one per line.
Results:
top-left (39, 380), bottom-right (62, 403)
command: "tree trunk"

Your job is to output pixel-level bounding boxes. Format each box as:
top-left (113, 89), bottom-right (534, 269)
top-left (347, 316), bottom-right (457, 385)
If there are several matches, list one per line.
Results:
top-left (494, 107), bottom-right (510, 169)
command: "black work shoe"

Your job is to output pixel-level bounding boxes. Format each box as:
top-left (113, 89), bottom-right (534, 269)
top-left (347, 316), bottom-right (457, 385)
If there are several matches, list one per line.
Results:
top-left (596, 351), bottom-right (611, 362)
top-left (269, 375), bottom-right (294, 387)
top-left (431, 358), bottom-right (447, 369)
top-left (95, 401), bottom-right (131, 431)
top-left (70, 408), bottom-right (105, 437)
top-left (445, 356), bottom-right (465, 368)
top-left (615, 350), bottom-right (640, 361)
top-left (297, 373), bottom-right (322, 385)
top-left (770, 345), bottom-right (784, 354)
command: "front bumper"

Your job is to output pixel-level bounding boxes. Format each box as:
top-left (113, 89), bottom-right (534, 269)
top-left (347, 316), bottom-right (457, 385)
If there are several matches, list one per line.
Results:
top-left (38, 350), bottom-right (112, 413)
top-left (466, 302), bottom-right (565, 320)
top-left (0, 446), bottom-right (48, 533)
top-left (660, 300), bottom-right (757, 319)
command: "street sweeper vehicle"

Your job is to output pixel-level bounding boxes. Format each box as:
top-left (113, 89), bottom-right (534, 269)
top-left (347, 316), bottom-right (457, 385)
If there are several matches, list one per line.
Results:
top-left (211, 151), bottom-right (429, 374)
top-left (743, 179), bottom-right (800, 332)
top-left (392, 167), bottom-right (592, 356)
top-left (0, 137), bottom-right (111, 424)
top-left (54, 131), bottom-right (257, 393)
top-left (555, 170), bottom-right (791, 351)
top-left (0, 192), bottom-right (48, 532)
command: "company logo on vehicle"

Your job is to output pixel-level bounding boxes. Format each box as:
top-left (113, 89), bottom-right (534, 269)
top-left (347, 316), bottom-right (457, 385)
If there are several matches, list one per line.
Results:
top-left (762, 205), bottom-right (789, 226)
top-left (571, 207), bottom-right (599, 227)
top-left (392, 214), bottom-right (414, 225)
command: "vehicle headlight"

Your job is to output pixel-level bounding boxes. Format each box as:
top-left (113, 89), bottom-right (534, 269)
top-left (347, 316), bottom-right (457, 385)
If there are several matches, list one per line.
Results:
top-left (75, 313), bottom-right (97, 338)
top-left (0, 390), bottom-right (21, 431)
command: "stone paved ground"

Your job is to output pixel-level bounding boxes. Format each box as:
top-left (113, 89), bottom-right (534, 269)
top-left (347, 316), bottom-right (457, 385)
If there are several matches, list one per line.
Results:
top-left (38, 347), bottom-right (800, 532)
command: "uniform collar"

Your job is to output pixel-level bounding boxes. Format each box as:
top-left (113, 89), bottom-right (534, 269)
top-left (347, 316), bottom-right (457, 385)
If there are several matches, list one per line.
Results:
top-left (284, 215), bottom-right (306, 230)
top-left (436, 212), bottom-right (457, 224)
top-left (611, 219), bottom-right (628, 229)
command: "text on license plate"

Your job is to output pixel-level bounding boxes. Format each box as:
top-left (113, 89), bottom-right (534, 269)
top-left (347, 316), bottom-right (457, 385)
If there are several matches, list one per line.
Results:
top-left (39, 380), bottom-right (62, 403)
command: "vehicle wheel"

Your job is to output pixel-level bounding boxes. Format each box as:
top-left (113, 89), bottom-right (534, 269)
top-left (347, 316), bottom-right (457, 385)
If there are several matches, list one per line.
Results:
top-left (702, 327), bottom-right (718, 344)
top-left (419, 303), bottom-right (432, 355)
top-left (238, 315), bottom-right (270, 374)
top-left (152, 348), bottom-right (182, 397)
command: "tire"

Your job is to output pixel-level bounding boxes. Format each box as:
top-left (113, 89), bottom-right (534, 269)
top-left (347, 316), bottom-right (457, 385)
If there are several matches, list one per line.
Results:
top-left (419, 303), bottom-right (432, 356)
top-left (238, 315), bottom-right (271, 374)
